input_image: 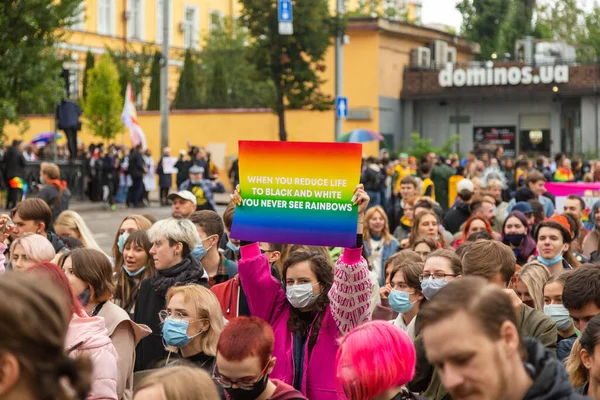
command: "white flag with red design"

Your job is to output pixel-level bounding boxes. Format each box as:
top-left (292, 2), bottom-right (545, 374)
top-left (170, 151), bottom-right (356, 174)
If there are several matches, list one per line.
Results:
top-left (121, 82), bottom-right (147, 150)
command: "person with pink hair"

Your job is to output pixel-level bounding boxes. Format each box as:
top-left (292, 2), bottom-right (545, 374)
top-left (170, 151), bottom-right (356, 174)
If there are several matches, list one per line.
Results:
top-left (336, 320), bottom-right (420, 400)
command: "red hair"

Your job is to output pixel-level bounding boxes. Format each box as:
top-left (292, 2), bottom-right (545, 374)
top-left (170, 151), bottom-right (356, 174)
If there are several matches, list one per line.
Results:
top-left (216, 316), bottom-right (274, 367)
top-left (461, 216), bottom-right (494, 242)
top-left (27, 262), bottom-right (86, 317)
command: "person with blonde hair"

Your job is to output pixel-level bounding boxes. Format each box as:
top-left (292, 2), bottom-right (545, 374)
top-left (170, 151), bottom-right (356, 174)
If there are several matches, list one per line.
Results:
top-left (0, 272), bottom-right (93, 399)
top-left (162, 284), bottom-right (224, 373)
top-left (134, 218), bottom-right (208, 371)
top-left (112, 215), bottom-right (152, 268)
top-left (54, 210), bottom-right (103, 251)
top-left (10, 232), bottom-right (56, 271)
top-left (363, 205), bottom-right (400, 286)
top-left (408, 210), bottom-right (448, 249)
top-left (566, 314), bottom-right (600, 397)
top-left (514, 261), bottom-right (550, 311)
top-left (134, 366), bottom-right (219, 400)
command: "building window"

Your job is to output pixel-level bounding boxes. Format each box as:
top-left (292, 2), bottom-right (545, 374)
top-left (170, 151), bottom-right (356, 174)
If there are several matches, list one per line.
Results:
top-left (209, 9), bottom-right (224, 32)
top-left (156, 0), bottom-right (173, 44)
top-left (128, 0), bottom-right (145, 40)
top-left (71, 2), bottom-right (85, 31)
top-left (183, 6), bottom-right (199, 49)
top-left (67, 68), bottom-right (81, 100)
top-left (98, 0), bottom-right (115, 35)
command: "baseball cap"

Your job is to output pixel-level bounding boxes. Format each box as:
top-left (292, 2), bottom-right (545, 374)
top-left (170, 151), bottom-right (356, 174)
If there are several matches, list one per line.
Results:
top-left (168, 190), bottom-right (197, 205)
top-left (189, 165), bottom-right (204, 174)
top-left (457, 179), bottom-right (474, 194)
top-left (513, 201), bottom-right (534, 215)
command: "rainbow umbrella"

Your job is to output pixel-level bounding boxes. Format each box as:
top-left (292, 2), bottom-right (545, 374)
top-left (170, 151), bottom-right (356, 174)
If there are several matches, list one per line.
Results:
top-left (31, 132), bottom-right (63, 147)
top-left (337, 129), bottom-right (384, 143)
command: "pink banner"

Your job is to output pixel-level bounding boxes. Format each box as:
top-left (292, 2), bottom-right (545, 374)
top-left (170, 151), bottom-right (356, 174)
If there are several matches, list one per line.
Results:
top-left (545, 182), bottom-right (600, 197)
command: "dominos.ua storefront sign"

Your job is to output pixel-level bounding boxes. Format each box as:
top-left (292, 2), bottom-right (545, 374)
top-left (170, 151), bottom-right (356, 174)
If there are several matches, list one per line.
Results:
top-left (438, 63), bottom-right (569, 88)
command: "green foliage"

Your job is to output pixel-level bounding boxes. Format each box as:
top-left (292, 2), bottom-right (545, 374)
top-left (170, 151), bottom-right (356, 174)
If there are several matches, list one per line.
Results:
top-left (83, 55), bottom-right (124, 141)
top-left (457, 0), bottom-right (511, 60)
top-left (402, 133), bottom-right (460, 160)
top-left (173, 49), bottom-right (203, 109)
top-left (146, 51), bottom-right (161, 111)
top-left (496, 0), bottom-right (534, 57)
top-left (82, 51), bottom-right (95, 102)
top-left (239, 0), bottom-right (334, 141)
top-left (0, 0), bottom-right (83, 138)
top-left (106, 44), bottom-right (154, 101)
top-left (200, 17), bottom-right (274, 109)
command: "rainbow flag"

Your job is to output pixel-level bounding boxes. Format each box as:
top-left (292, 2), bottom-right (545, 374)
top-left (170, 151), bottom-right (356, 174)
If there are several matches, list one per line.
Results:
top-left (230, 141), bottom-right (362, 247)
top-left (553, 168), bottom-right (574, 182)
top-left (9, 177), bottom-right (28, 197)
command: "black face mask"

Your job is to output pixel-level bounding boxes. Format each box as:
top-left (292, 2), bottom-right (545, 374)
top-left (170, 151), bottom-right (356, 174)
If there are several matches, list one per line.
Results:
top-left (78, 289), bottom-right (91, 307)
top-left (504, 233), bottom-right (526, 247)
top-left (224, 374), bottom-right (269, 400)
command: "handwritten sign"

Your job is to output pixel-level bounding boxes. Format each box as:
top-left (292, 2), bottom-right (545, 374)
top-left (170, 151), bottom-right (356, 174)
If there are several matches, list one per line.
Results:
top-left (230, 141), bottom-right (362, 247)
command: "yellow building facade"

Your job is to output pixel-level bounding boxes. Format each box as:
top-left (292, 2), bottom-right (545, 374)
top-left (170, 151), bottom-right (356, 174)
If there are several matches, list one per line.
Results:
top-left (6, 1), bottom-right (476, 167)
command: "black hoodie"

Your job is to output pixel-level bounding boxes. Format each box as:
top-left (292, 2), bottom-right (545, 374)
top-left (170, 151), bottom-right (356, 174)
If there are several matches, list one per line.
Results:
top-left (443, 202), bottom-right (471, 235)
top-left (523, 338), bottom-right (588, 400)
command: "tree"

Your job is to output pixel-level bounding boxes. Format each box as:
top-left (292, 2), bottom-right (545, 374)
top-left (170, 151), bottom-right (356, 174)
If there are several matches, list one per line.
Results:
top-left (83, 55), bottom-right (124, 141)
top-left (0, 0), bottom-right (82, 137)
top-left (239, 0), bottom-right (334, 141)
top-left (106, 44), bottom-right (153, 101)
top-left (457, 0), bottom-right (511, 60)
top-left (146, 51), bottom-right (162, 111)
top-left (496, 0), bottom-right (534, 57)
top-left (82, 51), bottom-right (95, 102)
top-left (206, 59), bottom-right (228, 108)
top-left (173, 49), bottom-right (203, 109)
top-left (200, 16), bottom-right (274, 109)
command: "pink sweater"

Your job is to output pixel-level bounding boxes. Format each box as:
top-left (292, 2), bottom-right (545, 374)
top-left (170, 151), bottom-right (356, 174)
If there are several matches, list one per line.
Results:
top-left (239, 243), bottom-right (371, 400)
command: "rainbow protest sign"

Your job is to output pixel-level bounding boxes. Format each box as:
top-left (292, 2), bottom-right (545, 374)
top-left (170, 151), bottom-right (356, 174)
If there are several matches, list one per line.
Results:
top-left (230, 141), bottom-right (362, 247)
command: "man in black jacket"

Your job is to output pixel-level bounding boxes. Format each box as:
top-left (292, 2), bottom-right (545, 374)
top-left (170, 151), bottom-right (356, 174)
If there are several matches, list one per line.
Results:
top-left (4, 140), bottom-right (26, 209)
top-left (420, 277), bottom-right (586, 400)
top-left (127, 144), bottom-right (146, 208)
top-left (443, 179), bottom-right (474, 234)
top-left (38, 162), bottom-right (71, 230)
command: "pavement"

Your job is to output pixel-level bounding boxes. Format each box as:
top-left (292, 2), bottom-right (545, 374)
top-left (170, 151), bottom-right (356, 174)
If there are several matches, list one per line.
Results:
top-left (73, 193), bottom-right (229, 254)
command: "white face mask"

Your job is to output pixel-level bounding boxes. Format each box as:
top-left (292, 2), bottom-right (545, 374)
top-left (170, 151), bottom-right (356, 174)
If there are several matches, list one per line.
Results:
top-left (286, 283), bottom-right (320, 309)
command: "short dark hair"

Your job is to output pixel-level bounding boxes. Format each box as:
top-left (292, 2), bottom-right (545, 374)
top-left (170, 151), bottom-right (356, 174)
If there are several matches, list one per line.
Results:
top-left (470, 197), bottom-right (493, 215)
top-left (189, 211), bottom-right (225, 239)
top-left (526, 170), bottom-right (546, 185)
top-left (414, 200), bottom-right (433, 211)
top-left (420, 277), bottom-right (520, 342)
top-left (462, 240), bottom-right (516, 287)
top-left (566, 195), bottom-right (586, 212)
top-left (528, 200), bottom-right (545, 222)
top-left (400, 176), bottom-right (418, 188)
top-left (515, 187), bottom-right (535, 203)
top-left (222, 202), bottom-right (236, 232)
top-left (13, 199), bottom-right (52, 231)
top-left (563, 266), bottom-right (600, 311)
top-left (420, 162), bottom-right (432, 175)
top-left (467, 231), bottom-right (493, 242)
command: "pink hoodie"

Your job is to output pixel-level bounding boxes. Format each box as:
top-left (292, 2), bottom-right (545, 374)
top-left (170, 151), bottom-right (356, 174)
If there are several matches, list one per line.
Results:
top-left (65, 314), bottom-right (119, 400)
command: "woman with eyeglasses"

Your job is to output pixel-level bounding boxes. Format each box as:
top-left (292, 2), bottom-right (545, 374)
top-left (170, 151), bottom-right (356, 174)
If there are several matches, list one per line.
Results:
top-left (387, 261), bottom-right (425, 340)
top-left (419, 249), bottom-right (462, 300)
top-left (160, 284), bottom-right (224, 373)
top-left (214, 316), bottom-right (306, 400)
top-left (133, 218), bottom-right (209, 371)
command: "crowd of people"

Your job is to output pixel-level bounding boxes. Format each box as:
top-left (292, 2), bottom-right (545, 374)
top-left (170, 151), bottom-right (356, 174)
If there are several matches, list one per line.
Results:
top-left (5, 143), bottom-right (600, 400)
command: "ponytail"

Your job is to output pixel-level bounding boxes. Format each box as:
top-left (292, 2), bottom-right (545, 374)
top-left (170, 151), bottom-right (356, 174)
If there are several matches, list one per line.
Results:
top-left (565, 339), bottom-right (588, 388)
top-left (55, 356), bottom-right (93, 400)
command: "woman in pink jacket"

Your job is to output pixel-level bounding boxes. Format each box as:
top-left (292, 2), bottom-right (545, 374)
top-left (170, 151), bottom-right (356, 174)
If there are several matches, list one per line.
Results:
top-left (234, 185), bottom-right (372, 399)
top-left (29, 262), bottom-right (119, 400)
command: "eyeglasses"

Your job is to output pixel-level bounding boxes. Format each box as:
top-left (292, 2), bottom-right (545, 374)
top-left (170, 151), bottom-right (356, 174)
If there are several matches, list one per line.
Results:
top-left (158, 310), bottom-right (189, 322)
top-left (419, 272), bottom-right (457, 282)
top-left (212, 361), bottom-right (270, 390)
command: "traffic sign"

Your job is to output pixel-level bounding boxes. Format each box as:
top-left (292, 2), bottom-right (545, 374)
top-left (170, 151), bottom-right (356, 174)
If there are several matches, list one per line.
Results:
top-left (336, 97), bottom-right (348, 118)
top-left (278, 0), bottom-right (292, 22)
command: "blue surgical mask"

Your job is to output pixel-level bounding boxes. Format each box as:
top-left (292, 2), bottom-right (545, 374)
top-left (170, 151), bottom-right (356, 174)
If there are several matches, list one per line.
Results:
top-left (122, 264), bottom-right (146, 277)
top-left (191, 237), bottom-right (214, 261)
top-left (388, 290), bottom-right (415, 314)
top-left (537, 254), bottom-right (563, 267)
top-left (226, 241), bottom-right (240, 253)
top-left (544, 304), bottom-right (572, 331)
top-left (117, 232), bottom-right (130, 254)
top-left (421, 278), bottom-right (448, 300)
top-left (162, 319), bottom-right (202, 348)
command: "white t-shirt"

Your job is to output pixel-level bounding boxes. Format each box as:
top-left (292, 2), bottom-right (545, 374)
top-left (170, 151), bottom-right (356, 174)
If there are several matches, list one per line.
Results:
top-left (392, 313), bottom-right (416, 341)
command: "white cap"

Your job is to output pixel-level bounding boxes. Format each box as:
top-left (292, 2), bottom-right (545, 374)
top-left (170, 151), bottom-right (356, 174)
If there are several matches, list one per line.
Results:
top-left (457, 179), bottom-right (474, 193)
top-left (168, 190), bottom-right (197, 205)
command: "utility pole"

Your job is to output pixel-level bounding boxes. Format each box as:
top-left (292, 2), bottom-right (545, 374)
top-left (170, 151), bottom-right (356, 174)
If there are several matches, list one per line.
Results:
top-left (160, 0), bottom-right (170, 151)
top-left (334, 0), bottom-right (344, 140)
